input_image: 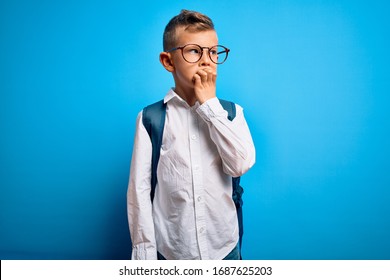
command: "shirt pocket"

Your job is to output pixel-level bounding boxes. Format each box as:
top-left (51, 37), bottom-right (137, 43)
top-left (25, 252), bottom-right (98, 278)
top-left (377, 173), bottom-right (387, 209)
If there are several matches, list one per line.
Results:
top-left (158, 147), bottom-right (192, 187)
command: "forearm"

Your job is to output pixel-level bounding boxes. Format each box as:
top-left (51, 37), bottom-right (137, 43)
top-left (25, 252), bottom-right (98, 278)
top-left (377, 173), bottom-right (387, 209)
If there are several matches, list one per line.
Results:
top-left (197, 98), bottom-right (256, 177)
top-left (127, 187), bottom-right (157, 260)
top-left (127, 112), bottom-right (158, 260)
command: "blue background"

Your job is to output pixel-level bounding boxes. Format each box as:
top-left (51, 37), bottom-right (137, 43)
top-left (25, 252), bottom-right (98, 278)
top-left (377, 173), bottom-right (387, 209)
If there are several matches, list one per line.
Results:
top-left (1, 0), bottom-right (389, 260)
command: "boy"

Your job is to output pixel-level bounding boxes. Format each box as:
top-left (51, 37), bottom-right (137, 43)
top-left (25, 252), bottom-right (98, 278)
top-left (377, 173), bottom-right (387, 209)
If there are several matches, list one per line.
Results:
top-left (127, 9), bottom-right (255, 260)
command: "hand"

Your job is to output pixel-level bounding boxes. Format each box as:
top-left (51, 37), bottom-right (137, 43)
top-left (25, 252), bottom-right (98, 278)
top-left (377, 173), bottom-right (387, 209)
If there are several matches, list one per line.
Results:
top-left (193, 68), bottom-right (217, 104)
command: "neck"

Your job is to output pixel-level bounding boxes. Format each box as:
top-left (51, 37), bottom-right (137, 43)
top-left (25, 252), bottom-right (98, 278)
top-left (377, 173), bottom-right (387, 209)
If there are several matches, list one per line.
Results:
top-left (174, 87), bottom-right (197, 107)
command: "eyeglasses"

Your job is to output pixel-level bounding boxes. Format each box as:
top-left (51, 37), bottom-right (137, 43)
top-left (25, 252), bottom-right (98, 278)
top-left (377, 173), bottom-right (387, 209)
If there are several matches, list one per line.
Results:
top-left (167, 44), bottom-right (230, 64)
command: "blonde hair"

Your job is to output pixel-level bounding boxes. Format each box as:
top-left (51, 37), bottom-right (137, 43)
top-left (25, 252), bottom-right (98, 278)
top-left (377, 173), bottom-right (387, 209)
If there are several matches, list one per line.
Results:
top-left (163, 9), bottom-right (215, 51)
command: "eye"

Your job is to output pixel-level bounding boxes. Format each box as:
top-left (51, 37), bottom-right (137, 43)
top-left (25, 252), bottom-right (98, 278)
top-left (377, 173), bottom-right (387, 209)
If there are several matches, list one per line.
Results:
top-left (210, 49), bottom-right (218, 56)
top-left (187, 48), bottom-right (200, 54)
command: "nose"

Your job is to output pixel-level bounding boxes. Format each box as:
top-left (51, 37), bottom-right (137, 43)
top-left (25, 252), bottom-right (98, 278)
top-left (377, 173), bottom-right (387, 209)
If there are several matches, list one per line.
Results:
top-left (199, 48), bottom-right (211, 66)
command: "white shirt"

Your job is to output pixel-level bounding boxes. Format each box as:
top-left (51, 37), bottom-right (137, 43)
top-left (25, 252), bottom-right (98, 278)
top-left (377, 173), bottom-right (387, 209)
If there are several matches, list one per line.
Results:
top-left (127, 89), bottom-right (255, 260)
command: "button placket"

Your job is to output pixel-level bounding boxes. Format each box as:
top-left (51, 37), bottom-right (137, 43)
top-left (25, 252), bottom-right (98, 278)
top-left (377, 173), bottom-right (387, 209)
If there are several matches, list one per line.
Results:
top-left (188, 110), bottom-right (208, 259)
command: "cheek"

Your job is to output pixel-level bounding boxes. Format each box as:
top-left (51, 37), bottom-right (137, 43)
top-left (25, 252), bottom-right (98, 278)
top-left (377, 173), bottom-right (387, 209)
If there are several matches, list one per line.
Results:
top-left (177, 66), bottom-right (197, 81)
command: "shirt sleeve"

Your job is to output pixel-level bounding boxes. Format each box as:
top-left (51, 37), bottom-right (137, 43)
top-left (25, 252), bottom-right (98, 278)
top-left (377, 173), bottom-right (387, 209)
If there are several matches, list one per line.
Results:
top-left (196, 97), bottom-right (256, 177)
top-left (127, 111), bottom-right (157, 260)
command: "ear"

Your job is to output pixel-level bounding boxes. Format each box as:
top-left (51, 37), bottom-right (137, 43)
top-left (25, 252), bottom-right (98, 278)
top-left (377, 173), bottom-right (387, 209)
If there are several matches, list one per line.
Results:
top-left (159, 52), bottom-right (175, 72)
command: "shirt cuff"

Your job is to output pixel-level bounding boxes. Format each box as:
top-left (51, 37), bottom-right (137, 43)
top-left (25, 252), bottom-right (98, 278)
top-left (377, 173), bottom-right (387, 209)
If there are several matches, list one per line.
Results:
top-left (131, 243), bottom-right (157, 260)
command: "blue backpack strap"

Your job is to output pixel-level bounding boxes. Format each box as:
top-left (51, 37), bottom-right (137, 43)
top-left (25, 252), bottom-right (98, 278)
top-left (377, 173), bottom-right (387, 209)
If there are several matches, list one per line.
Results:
top-left (232, 176), bottom-right (244, 257)
top-left (142, 99), bottom-right (166, 202)
top-left (219, 99), bottom-right (244, 258)
top-left (219, 99), bottom-right (236, 121)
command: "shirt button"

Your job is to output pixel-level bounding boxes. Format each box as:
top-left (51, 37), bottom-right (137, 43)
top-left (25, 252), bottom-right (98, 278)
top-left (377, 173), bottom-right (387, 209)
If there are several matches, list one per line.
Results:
top-left (197, 196), bottom-right (202, 202)
top-left (191, 135), bottom-right (197, 140)
top-left (199, 227), bottom-right (205, 233)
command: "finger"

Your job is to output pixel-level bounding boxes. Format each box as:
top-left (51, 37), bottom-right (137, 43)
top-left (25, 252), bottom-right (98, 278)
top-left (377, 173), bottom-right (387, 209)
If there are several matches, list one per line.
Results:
top-left (196, 69), bottom-right (208, 83)
top-left (212, 71), bottom-right (217, 83)
top-left (202, 69), bottom-right (216, 84)
top-left (192, 73), bottom-right (202, 85)
top-left (207, 70), bottom-right (217, 83)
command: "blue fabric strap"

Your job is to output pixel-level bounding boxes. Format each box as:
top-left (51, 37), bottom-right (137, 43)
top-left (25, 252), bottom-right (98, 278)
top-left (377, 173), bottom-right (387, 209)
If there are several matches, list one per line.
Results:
top-left (142, 99), bottom-right (166, 201)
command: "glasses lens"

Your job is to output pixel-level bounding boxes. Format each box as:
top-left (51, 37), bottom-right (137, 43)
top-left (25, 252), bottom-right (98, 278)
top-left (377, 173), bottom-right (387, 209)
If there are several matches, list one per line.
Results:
top-left (182, 44), bottom-right (203, 63)
top-left (210, 45), bottom-right (229, 64)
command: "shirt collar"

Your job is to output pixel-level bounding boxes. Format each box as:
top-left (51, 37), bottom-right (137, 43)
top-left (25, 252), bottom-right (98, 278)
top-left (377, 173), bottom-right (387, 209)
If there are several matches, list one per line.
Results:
top-left (163, 88), bottom-right (177, 104)
top-left (163, 88), bottom-right (200, 109)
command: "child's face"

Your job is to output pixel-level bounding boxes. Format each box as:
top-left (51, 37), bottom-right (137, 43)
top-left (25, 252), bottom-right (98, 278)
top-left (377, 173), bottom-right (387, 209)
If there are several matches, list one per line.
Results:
top-left (169, 27), bottom-right (218, 93)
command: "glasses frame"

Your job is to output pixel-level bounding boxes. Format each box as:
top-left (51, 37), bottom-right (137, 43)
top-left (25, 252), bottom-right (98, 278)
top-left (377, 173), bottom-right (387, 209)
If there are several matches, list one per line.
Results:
top-left (167, 44), bottom-right (230, 65)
